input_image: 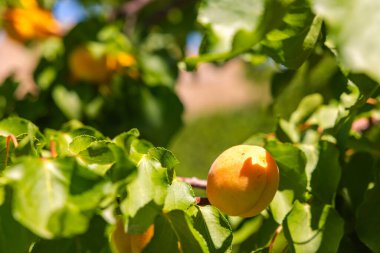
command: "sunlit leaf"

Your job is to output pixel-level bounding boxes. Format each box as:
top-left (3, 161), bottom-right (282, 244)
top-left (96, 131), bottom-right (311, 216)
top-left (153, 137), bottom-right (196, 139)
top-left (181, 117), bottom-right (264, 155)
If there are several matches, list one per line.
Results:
top-left (163, 180), bottom-right (195, 213)
top-left (166, 210), bottom-right (209, 253)
top-left (283, 201), bottom-right (344, 252)
top-left (4, 157), bottom-right (108, 238)
top-left (120, 152), bottom-right (171, 233)
top-left (192, 206), bottom-right (233, 253)
top-left (313, 0), bottom-right (380, 83)
top-left (261, 0), bottom-right (322, 68)
top-left (184, 0), bottom-right (293, 68)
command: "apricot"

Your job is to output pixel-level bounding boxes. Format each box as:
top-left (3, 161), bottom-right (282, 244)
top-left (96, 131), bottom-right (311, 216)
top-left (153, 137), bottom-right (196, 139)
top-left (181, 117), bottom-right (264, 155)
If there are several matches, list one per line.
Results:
top-left (3, 3), bottom-right (61, 42)
top-left (206, 145), bottom-right (279, 217)
top-left (68, 46), bottom-right (111, 84)
top-left (111, 220), bottom-right (154, 253)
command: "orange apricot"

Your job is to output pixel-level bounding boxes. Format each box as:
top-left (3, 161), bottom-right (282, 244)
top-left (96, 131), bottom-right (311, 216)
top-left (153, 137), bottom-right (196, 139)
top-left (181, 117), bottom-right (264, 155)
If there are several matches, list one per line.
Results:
top-left (111, 220), bottom-right (154, 253)
top-left (3, 4), bottom-right (61, 42)
top-left (206, 145), bottom-right (279, 217)
top-left (68, 46), bottom-right (110, 84)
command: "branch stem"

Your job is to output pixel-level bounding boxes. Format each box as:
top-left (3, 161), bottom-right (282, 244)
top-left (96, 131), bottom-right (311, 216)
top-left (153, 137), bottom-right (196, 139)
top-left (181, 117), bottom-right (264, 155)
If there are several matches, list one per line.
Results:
top-left (195, 197), bottom-right (210, 206)
top-left (177, 176), bottom-right (207, 189)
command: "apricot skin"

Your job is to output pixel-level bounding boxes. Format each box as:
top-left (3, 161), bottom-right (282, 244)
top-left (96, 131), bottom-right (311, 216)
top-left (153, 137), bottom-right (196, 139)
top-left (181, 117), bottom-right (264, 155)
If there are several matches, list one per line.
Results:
top-left (111, 221), bottom-right (154, 253)
top-left (206, 145), bottom-right (279, 217)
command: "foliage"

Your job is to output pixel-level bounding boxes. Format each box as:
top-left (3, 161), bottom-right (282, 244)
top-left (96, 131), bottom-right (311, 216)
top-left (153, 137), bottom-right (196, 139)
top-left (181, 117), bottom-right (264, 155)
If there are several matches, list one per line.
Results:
top-left (1, 0), bottom-right (380, 252)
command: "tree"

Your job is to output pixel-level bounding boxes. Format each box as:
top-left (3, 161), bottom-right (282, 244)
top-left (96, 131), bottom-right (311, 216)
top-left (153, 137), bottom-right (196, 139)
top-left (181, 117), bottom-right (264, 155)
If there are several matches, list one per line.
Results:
top-left (0, 0), bottom-right (379, 252)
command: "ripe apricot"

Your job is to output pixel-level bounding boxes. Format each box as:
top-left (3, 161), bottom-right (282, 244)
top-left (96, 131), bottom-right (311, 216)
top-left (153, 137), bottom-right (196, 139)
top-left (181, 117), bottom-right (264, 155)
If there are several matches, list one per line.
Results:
top-left (68, 47), bottom-right (110, 84)
top-left (206, 145), bottom-right (279, 217)
top-left (111, 220), bottom-right (154, 253)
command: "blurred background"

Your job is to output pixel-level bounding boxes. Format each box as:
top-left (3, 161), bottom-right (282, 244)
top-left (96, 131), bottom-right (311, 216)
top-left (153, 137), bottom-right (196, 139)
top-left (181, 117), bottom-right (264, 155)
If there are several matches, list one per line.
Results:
top-left (0, 0), bottom-right (276, 181)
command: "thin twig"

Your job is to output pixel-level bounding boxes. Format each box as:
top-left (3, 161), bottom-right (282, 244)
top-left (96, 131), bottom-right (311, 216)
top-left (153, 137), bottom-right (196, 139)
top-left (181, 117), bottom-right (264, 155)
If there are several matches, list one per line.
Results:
top-left (177, 176), bottom-right (207, 189)
top-left (269, 225), bottom-right (283, 252)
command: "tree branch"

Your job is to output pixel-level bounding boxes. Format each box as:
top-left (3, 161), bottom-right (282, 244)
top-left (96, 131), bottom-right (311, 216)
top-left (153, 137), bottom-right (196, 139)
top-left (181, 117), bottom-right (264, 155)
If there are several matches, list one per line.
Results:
top-left (177, 176), bottom-right (207, 189)
top-left (195, 197), bottom-right (210, 206)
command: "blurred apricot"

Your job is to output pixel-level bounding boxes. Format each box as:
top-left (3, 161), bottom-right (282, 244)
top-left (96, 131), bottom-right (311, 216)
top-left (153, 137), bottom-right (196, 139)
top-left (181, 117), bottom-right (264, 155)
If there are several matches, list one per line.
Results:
top-left (111, 220), bottom-right (154, 253)
top-left (69, 46), bottom-right (111, 84)
top-left (106, 52), bottom-right (136, 71)
top-left (2, 1), bottom-right (61, 42)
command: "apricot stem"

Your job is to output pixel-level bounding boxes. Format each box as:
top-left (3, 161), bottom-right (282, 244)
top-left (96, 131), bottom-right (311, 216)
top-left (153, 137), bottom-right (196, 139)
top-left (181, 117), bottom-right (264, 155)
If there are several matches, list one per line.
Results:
top-left (177, 176), bottom-right (207, 189)
top-left (5, 135), bottom-right (18, 168)
top-left (50, 140), bottom-right (57, 158)
top-left (195, 197), bottom-right (210, 206)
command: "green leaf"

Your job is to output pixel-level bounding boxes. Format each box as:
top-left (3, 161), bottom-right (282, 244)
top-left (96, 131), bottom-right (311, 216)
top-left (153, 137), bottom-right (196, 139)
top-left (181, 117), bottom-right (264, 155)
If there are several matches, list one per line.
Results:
top-left (76, 141), bottom-right (115, 175)
top-left (270, 190), bottom-right (294, 223)
top-left (5, 158), bottom-right (75, 238)
top-left (312, 0), bottom-right (380, 83)
top-left (121, 153), bottom-right (171, 233)
top-left (271, 53), bottom-right (344, 119)
top-left (113, 129), bottom-right (154, 163)
top-left (197, 0), bottom-right (265, 54)
top-left (69, 135), bottom-right (98, 154)
top-left (310, 141), bottom-right (341, 204)
top-left (139, 51), bottom-right (177, 88)
top-left (106, 144), bottom-right (137, 183)
top-left (252, 247), bottom-right (270, 253)
top-left (0, 189), bottom-right (36, 253)
top-left (184, 0), bottom-right (293, 68)
top-left (46, 123), bottom-right (105, 157)
top-left (0, 185), bottom-right (4, 206)
top-left (52, 85), bottom-right (82, 119)
top-left (299, 144), bottom-right (319, 189)
top-left (68, 165), bottom-right (112, 211)
top-left (61, 123), bottom-right (104, 139)
top-left (232, 216), bottom-right (263, 245)
top-left (261, 0), bottom-right (322, 69)
top-left (4, 157), bottom-right (107, 238)
top-left (275, 119), bottom-right (300, 143)
top-left (147, 147), bottom-right (179, 183)
top-left (307, 104), bottom-right (341, 130)
top-left (270, 228), bottom-right (289, 253)
top-left (31, 216), bottom-right (110, 253)
top-left (265, 140), bottom-right (307, 200)
top-left (192, 206), bottom-right (233, 253)
top-left (0, 117), bottom-right (41, 138)
top-left (348, 74), bottom-right (379, 105)
top-left (290, 94), bottom-right (324, 125)
top-left (0, 136), bottom-right (9, 171)
top-left (113, 128), bottom-right (141, 153)
top-left (147, 147), bottom-right (179, 170)
top-left (163, 180), bottom-right (195, 213)
top-left (356, 181), bottom-right (380, 252)
top-left (234, 215), bottom-right (278, 252)
top-left (340, 152), bottom-right (375, 211)
top-left (142, 214), bottom-right (181, 253)
top-left (0, 117), bottom-right (45, 156)
top-left (166, 210), bottom-right (209, 253)
top-left (283, 201), bottom-right (344, 252)
top-left (138, 86), bottom-right (183, 146)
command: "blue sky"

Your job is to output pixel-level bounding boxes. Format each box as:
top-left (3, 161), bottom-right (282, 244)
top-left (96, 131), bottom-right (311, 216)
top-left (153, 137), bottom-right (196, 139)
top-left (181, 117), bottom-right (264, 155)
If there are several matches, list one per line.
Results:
top-left (52, 0), bottom-right (87, 25)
